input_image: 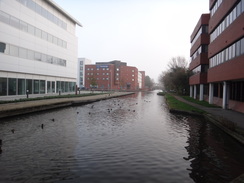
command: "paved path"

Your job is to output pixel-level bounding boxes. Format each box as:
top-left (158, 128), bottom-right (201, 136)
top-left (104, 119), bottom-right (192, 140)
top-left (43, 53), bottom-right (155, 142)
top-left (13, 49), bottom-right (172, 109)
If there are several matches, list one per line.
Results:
top-left (174, 96), bottom-right (244, 131)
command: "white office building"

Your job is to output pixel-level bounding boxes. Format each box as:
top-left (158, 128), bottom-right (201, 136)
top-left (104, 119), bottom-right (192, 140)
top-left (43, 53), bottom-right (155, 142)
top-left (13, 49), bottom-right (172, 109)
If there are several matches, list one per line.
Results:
top-left (0, 0), bottom-right (81, 96)
top-left (77, 58), bottom-right (91, 89)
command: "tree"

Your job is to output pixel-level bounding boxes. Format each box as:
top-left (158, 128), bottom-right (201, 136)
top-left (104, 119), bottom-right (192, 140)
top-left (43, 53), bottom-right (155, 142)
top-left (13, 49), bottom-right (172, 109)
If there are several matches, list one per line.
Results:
top-left (159, 57), bottom-right (191, 95)
top-left (145, 75), bottom-right (154, 89)
top-left (89, 77), bottom-right (97, 88)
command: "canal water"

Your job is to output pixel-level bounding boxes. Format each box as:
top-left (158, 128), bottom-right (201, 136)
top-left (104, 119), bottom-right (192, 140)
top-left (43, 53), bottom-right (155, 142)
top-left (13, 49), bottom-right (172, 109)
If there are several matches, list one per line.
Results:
top-left (0, 91), bottom-right (243, 183)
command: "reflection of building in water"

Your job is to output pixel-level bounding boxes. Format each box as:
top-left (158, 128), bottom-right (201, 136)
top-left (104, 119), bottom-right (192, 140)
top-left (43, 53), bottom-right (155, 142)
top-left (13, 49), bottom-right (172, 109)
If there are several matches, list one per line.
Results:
top-left (189, 0), bottom-right (244, 113)
top-left (0, 0), bottom-right (81, 96)
top-left (184, 116), bottom-right (244, 182)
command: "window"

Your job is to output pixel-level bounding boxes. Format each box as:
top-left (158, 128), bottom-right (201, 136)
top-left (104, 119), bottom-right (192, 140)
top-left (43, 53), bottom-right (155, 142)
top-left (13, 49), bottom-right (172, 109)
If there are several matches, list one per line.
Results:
top-left (34, 80), bottom-right (39, 94)
top-left (34, 52), bottom-right (41, 61)
top-left (18, 79), bottom-right (25, 95)
top-left (40, 80), bottom-right (45, 94)
top-left (35, 28), bottom-right (42, 38)
top-left (27, 50), bottom-right (34, 60)
top-left (19, 47), bottom-right (27, 59)
top-left (26, 79), bottom-right (33, 94)
top-left (48, 33), bottom-right (52, 43)
top-left (241, 38), bottom-right (244, 55)
top-left (20, 20), bottom-right (28, 32)
top-left (0, 78), bottom-right (7, 96)
top-left (10, 16), bottom-right (19, 29)
top-left (8, 78), bottom-right (17, 95)
top-left (42, 31), bottom-right (48, 40)
top-left (0, 11), bottom-right (10, 24)
top-left (9, 45), bottom-right (19, 56)
top-left (28, 24), bottom-right (35, 35)
top-left (0, 42), bottom-right (6, 53)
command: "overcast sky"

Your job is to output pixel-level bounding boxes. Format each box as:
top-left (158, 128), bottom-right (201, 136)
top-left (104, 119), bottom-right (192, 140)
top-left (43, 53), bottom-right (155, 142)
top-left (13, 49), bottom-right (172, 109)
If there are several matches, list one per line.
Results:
top-left (55, 0), bottom-right (209, 82)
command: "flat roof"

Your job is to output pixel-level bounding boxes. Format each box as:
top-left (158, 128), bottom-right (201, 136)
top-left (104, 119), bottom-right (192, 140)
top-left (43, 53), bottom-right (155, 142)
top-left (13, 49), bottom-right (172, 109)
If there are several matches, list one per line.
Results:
top-left (45, 0), bottom-right (82, 27)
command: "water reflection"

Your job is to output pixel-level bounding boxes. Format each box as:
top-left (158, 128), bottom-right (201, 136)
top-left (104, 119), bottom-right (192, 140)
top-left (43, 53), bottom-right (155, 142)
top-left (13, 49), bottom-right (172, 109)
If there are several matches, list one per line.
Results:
top-left (184, 116), bottom-right (244, 183)
top-left (0, 91), bottom-right (243, 183)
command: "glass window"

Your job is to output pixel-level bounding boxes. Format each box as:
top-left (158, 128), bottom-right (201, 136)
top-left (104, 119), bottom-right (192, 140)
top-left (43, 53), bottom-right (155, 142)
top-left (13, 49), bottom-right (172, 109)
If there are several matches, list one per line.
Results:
top-left (242, 0), bottom-right (244, 13)
top-left (36, 3), bottom-right (42, 15)
top-left (241, 38), bottom-right (244, 55)
top-left (0, 42), bottom-right (6, 53)
top-left (18, 78), bottom-right (25, 95)
top-left (0, 77), bottom-right (7, 96)
top-left (63, 41), bottom-right (67, 48)
top-left (0, 10), bottom-right (10, 24)
top-left (27, 50), bottom-right (34, 60)
top-left (233, 7), bottom-right (237, 21)
top-left (28, 24), bottom-right (35, 35)
top-left (9, 45), bottom-right (19, 56)
top-left (26, 79), bottom-right (33, 94)
top-left (20, 20), bottom-right (28, 32)
top-left (48, 33), bottom-right (53, 43)
top-left (35, 28), bottom-right (42, 38)
top-left (61, 81), bottom-right (65, 92)
top-left (8, 78), bottom-right (17, 95)
top-left (41, 54), bottom-right (47, 62)
top-left (56, 81), bottom-right (61, 93)
top-left (10, 16), bottom-right (19, 29)
top-left (65, 82), bottom-right (68, 92)
top-left (34, 80), bottom-right (39, 94)
top-left (52, 81), bottom-right (55, 93)
top-left (19, 47), bottom-right (27, 59)
top-left (237, 2), bottom-right (241, 17)
top-left (47, 81), bottom-right (51, 93)
top-left (53, 36), bottom-right (58, 45)
top-left (34, 52), bottom-right (41, 61)
top-left (58, 38), bottom-right (62, 46)
top-left (42, 31), bottom-right (47, 40)
top-left (27, 0), bottom-right (35, 9)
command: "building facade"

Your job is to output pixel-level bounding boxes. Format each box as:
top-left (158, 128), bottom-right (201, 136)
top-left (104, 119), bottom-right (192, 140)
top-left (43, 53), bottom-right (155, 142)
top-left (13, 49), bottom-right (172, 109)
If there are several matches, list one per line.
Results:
top-left (77, 58), bottom-right (91, 89)
top-left (189, 14), bottom-right (210, 101)
top-left (189, 0), bottom-right (244, 113)
top-left (84, 60), bottom-right (145, 91)
top-left (0, 0), bottom-right (81, 96)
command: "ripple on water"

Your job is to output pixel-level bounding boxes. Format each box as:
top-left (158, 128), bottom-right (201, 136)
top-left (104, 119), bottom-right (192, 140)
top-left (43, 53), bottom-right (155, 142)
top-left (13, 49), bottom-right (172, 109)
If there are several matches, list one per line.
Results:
top-left (0, 91), bottom-right (243, 183)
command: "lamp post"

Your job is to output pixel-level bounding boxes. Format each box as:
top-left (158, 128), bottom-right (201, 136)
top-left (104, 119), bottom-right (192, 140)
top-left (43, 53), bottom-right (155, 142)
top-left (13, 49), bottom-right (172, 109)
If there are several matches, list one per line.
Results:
top-left (26, 90), bottom-right (29, 98)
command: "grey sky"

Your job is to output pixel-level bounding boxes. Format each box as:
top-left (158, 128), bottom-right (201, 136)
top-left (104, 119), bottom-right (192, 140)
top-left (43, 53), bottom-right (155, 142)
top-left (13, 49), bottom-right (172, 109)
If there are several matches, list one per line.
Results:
top-left (55, 0), bottom-right (209, 82)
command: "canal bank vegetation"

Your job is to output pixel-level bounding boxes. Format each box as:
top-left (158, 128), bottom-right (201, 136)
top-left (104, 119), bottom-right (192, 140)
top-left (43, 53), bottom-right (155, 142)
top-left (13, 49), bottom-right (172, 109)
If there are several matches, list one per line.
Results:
top-left (165, 93), bottom-right (205, 115)
top-left (181, 96), bottom-right (220, 108)
top-left (0, 93), bottom-right (106, 104)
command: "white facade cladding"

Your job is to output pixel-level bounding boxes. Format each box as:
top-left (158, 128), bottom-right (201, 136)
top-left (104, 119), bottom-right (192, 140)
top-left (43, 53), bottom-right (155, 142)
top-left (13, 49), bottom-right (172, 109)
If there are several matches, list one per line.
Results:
top-left (77, 58), bottom-right (91, 88)
top-left (0, 0), bottom-right (81, 95)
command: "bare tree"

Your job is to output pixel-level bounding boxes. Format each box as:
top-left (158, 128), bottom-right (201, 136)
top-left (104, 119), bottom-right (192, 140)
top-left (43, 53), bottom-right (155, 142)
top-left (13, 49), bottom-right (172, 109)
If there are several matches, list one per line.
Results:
top-left (159, 56), bottom-right (191, 94)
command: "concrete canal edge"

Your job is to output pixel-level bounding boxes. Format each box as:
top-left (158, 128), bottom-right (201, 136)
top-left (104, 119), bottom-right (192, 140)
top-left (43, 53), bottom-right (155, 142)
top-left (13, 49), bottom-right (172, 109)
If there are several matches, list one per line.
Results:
top-left (0, 92), bottom-right (134, 119)
top-left (166, 98), bottom-right (244, 182)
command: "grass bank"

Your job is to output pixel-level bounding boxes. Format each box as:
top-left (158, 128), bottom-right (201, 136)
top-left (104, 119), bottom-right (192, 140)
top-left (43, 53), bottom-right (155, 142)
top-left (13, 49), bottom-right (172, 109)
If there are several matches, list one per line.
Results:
top-left (182, 96), bottom-right (220, 108)
top-left (0, 93), bottom-right (106, 104)
top-left (165, 93), bottom-right (205, 114)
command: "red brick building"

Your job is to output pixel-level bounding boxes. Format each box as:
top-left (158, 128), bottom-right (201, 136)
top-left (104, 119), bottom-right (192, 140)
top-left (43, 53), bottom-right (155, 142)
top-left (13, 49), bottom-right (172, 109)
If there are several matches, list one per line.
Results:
top-left (189, 14), bottom-right (210, 101)
top-left (189, 0), bottom-right (244, 113)
top-left (84, 60), bottom-right (145, 91)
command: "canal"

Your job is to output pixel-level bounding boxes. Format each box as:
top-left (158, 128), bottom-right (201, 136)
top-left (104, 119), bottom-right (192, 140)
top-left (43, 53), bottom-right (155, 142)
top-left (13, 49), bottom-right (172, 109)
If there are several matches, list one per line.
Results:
top-left (0, 91), bottom-right (243, 183)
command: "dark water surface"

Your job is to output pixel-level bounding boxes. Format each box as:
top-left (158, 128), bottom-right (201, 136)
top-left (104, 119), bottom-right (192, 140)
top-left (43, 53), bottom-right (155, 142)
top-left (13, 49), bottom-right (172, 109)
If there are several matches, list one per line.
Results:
top-left (0, 91), bottom-right (243, 183)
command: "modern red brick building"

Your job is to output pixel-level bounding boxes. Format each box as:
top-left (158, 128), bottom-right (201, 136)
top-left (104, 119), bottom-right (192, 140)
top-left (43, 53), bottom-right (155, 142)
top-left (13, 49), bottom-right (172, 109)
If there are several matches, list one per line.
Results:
top-left (84, 60), bottom-right (145, 91)
top-left (189, 0), bottom-right (244, 113)
top-left (189, 14), bottom-right (210, 101)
